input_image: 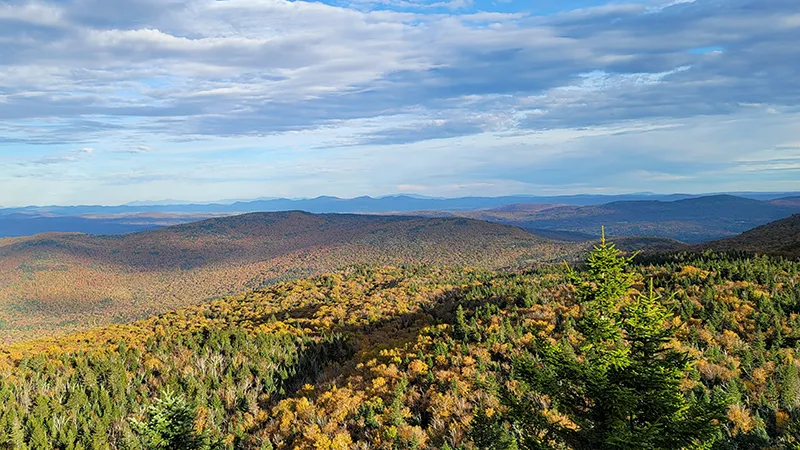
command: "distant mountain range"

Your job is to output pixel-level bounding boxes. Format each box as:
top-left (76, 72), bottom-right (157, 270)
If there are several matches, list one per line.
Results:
top-left (3, 192), bottom-right (798, 216)
top-left (2, 193), bottom-right (799, 242)
top-left (0, 213), bottom-right (199, 238)
top-left (0, 193), bottom-right (800, 242)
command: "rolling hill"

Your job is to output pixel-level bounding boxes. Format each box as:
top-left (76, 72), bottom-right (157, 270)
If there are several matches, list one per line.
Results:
top-left (771, 196), bottom-right (800, 208)
top-left (701, 214), bottom-right (800, 258)
top-left (441, 195), bottom-right (800, 243)
top-left (0, 211), bottom-right (572, 343)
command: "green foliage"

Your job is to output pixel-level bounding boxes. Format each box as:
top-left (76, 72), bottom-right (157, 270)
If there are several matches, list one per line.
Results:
top-left (471, 407), bottom-right (520, 450)
top-left (1, 253), bottom-right (799, 449)
top-left (511, 239), bottom-right (726, 449)
top-left (131, 390), bottom-right (212, 450)
top-left (567, 232), bottom-right (635, 368)
top-left (453, 304), bottom-right (468, 341)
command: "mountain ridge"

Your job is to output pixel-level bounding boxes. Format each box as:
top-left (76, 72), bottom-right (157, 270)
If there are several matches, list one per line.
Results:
top-left (5, 192), bottom-right (800, 216)
top-left (4, 194), bottom-right (800, 240)
top-left (445, 194), bottom-right (800, 243)
top-left (700, 214), bottom-right (800, 258)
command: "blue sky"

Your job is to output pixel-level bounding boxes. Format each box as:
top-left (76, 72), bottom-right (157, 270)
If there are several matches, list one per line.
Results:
top-left (0, 0), bottom-right (798, 206)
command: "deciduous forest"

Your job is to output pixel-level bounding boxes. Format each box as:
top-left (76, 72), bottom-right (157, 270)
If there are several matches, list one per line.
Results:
top-left (1, 240), bottom-right (799, 448)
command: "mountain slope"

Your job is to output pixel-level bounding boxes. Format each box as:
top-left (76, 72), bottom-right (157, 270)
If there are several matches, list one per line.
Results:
top-left (0, 211), bottom-right (571, 343)
top-left (700, 214), bottom-right (800, 258)
top-left (1, 253), bottom-right (799, 448)
top-left (771, 196), bottom-right (800, 208)
top-left (456, 195), bottom-right (800, 243)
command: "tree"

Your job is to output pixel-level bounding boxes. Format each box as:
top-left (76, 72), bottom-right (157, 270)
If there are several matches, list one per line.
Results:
top-left (511, 233), bottom-right (725, 449)
top-left (471, 407), bottom-right (520, 450)
top-left (131, 390), bottom-right (213, 450)
top-left (454, 304), bottom-right (468, 341)
top-left (566, 229), bottom-right (636, 372)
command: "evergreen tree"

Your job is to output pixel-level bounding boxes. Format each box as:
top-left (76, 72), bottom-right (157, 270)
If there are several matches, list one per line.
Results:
top-left (454, 304), bottom-right (468, 341)
top-left (130, 391), bottom-right (213, 450)
top-left (511, 233), bottom-right (725, 449)
top-left (609, 283), bottom-right (723, 448)
top-left (779, 358), bottom-right (800, 410)
top-left (566, 229), bottom-right (635, 370)
top-left (470, 407), bottom-right (520, 450)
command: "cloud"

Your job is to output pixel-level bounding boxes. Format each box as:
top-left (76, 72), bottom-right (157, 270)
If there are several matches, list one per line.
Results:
top-left (0, 0), bottom-right (798, 204)
top-left (346, 0), bottom-right (474, 11)
top-left (2, 0), bottom-right (797, 133)
top-left (112, 144), bottom-right (152, 154)
top-left (19, 146), bottom-right (95, 166)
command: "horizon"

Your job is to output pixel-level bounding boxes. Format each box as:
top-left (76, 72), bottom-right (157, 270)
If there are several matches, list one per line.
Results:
top-left (2, 0), bottom-right (799, 205)
top-left (2, 190), bottom-right (799, 210)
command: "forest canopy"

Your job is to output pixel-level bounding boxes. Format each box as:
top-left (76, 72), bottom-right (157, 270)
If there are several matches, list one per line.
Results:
top-left (1, 244), bottom-right (799, 449)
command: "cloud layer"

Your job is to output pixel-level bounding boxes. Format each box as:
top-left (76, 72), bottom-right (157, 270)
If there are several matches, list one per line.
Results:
top-left (0, 0), bottom-right (798, 205)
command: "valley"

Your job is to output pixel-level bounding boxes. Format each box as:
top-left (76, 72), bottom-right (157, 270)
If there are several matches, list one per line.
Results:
top-left (0, 212), bottom-right (571, 343)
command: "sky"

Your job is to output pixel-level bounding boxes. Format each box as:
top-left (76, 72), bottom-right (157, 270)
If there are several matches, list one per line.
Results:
top-left (0, 0), bottom-right (799, 206)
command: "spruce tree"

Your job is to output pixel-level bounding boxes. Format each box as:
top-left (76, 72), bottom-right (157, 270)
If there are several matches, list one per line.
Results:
top-left (510, 232), bottom-right (725, 449)
top-left (454, 304), bottom-right (468, 341)
top-left (130, 390), bottom-right (213, 450)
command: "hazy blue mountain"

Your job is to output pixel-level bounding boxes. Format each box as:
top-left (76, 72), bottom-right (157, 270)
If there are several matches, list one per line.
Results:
top-left (0, 214), bottom-right (209, 238)
top-left (2, 193), bottom-right (800, 240)
top-left (7, 192), bottom-right (799, 217)
top-left (494, 195), bottom-right (800, 243)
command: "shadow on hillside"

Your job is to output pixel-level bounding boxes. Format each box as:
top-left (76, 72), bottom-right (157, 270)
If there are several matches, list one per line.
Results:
top-left (250, 283), bottom-right (514, 448)
top-left (269, 333), bottom-right (356, 404)
top-left (268, 283), bottom-right (500, 400)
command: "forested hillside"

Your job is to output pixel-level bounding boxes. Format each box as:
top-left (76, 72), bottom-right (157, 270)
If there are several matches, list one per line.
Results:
top-left (0, 212), bottom-right (571, 343)
top-left (702, 215), bottom-right (800, 259)
top-left (1, 245), bottom-right (799, 448)
top-left (772, 197), bottom-right (800, 208)
top-left (420, 195), bottom-right (800, 243)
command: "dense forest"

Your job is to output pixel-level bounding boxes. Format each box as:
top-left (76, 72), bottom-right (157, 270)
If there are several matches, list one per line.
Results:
top-left (701, 215), bottom-right (800, 259)
top-left (1, 241), bottom-right (799, 448)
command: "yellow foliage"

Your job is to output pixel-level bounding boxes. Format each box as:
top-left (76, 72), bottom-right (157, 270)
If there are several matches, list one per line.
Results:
top-left (775, 410), bottom-right (790, 432)
top-left (727, 404), bottom-right (755, 436)
top-left (408, 359), bottom-right (429, 376)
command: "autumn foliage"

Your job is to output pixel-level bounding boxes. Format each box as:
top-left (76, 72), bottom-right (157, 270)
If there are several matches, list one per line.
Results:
top-left (0, 212), bottom-right (572, 343)
top-left (0, 246), bottom-right (799, 448)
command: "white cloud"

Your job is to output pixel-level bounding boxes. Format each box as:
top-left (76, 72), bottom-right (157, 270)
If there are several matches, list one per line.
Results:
top-left (0, 1), bottom-right (65, 26)
top-left (0, 0), bottom-right (798, 204)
